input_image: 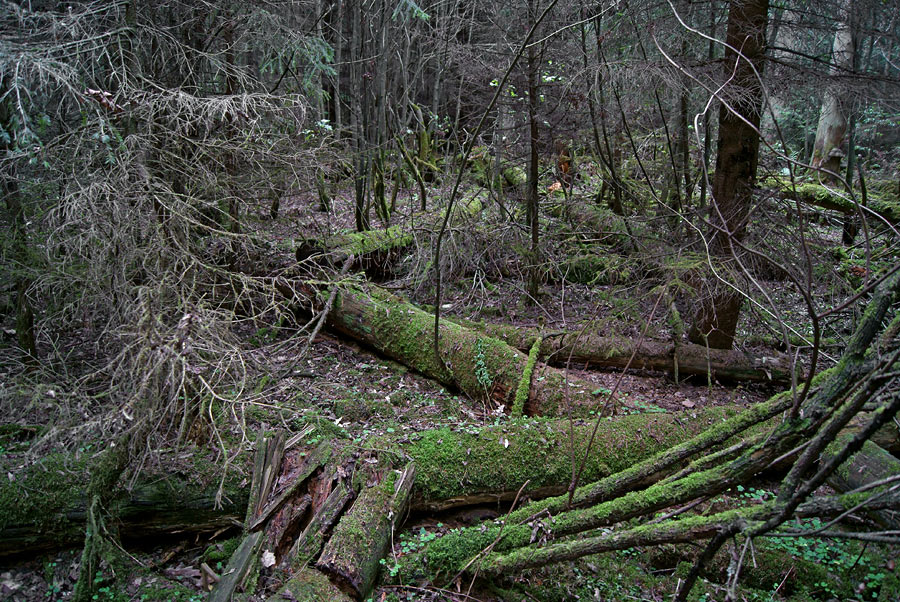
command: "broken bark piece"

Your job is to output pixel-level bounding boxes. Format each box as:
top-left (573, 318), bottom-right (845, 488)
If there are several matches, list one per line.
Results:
top-left (316, 462), bottom-right (416, 600)
top-left (269, 493), bottom-right (312, 560)
top-left (245, 430), bottom-right (286, 528)
top-left (463, 320), bottom-right (793, 384)
top-left (289, 480), bottom-right (354, 568)
top-left (250, 441), bottom-right (330, 531)
top-left (208, 530), bottom-right (264, 602)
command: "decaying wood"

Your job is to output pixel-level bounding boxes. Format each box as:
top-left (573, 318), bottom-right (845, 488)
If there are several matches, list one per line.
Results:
top-left (317, 462), bottom-right (416, 600)
top-left (476, 489), bottom-right (900, 576)
top-left (266, 568), bottom-right (352, 602)
top-left (268, 493), bottom-right (311, 559)
top-left (288, 480), bottom-right (354, 568)
top-left (250, 441), bottom-right (330, 531)
top-left (5, 410), bottom-right (896, 559)
top-left (0, 411), bottom-right (734, 558)
top-left (245, 429), bottom-right (286, 528)
top-left (0, 471), bottom-right (247, 559)
top-left (464, 319), bottom-right (793, 383)
top-left (296, 194), bottom-right (484, 277)
top-left (768, 176), bottom-right (900, 224)
top-left (208, 530), bottom-right (264, 602)
top-left (414, 272), bottom-right (900, 579)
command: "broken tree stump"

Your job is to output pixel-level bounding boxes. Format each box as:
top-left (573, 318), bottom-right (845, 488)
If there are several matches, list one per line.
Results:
top-left (288, 480), bottom-right (354, 568)
top-left (208, 531), bottom-right (264, 602)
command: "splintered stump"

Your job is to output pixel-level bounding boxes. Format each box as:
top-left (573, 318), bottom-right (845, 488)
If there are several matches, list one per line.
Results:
top-left (316, 462), bottom-right (415, 600)
top-left (288, 480), bottom-right (354, 568)
top-left (208, 531), bottom-right (264, 602)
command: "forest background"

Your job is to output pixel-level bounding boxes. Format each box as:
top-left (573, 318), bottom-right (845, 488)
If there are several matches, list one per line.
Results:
top-left (1, 0), bottom-right (900, 601)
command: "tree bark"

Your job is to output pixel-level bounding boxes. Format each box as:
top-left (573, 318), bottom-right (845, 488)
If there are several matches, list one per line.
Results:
top-left (824, 435), bottom-right (900, 530)
top-left (811, 0), bottom-right (854, 176)
top-left (689, 0), bottom-right (769, 349)
top-left (0, 473), bottom-right (248, 560)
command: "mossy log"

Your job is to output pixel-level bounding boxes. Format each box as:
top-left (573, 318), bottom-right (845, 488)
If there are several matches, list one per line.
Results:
top-left (549, 201), bottom-right (632, 249)
top-left (266, 568), bottom-right (353, 602)
top-left (5, 416), bottom-right (896, 560)
top-left (296, 195), bottom-right (484, 277)
top-left (825, 434), bottom-right (900, 530)
top-left (766, 176), bottom-right (900, 223)
top-left (474, 490), bottom-right (900, 576)
top-left (469, 147), bottom-right (526, 193)
top-left (463, 320), bottom-right (793, 384)
top-left (0, 452), bottom-right (248, 559)
top-left (413, 272), bottom-right (900, 578)
top-left (325, 284), bottom-right (632, 416)
top-left (316, 462), bottom-right (415, 600)
top-left (378, 407), bottom-right (769, 512)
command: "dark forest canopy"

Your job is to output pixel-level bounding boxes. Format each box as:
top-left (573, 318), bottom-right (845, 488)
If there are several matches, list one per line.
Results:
top-left (1, 0), bottom-right (899, 600)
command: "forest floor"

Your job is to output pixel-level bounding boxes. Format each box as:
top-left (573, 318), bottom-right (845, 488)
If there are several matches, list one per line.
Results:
top-left (1, 177), bottom-right (897, 602)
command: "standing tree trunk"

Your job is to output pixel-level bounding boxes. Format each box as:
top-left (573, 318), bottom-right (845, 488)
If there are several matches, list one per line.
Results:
top-left (811, 0), bottom-right (854, 176)
top-left (689, 0), bottom-right (769, 350)
top-left (525, 0), bottom-right (542, 300)
top-left (1, 76), bottom-right (37, 365)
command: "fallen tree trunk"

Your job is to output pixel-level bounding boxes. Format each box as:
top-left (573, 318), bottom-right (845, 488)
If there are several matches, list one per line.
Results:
top-left (0, 452), bottom-right (248, 560)
top-left (6, 409), bottom-right (897, 559)
top-left (0, 406), bottom-right (774, 557)
top-left (410, 271), bottom-right (900, 581)
top-left (476, 489), bottom-right (900, 576)
top-left (463, 319), bottom-right (793, 383)
top-left (767, 176), bottom-right (900, 223)
top-left (825, 434), bottom-right (900, 530)
top-left (296, 194), bottom-right (484, 277)
top-left (316, 462), bottom-right (415, 600)
top-left (325, 284), bottom-right (639, 416)
top-left (378, 405), bottom-right (771, 512)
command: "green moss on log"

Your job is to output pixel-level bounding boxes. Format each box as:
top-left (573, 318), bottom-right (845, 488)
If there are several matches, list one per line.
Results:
top-left (267, 569), bottom-right (352, 602)
top-left (512, 337), bottom-right (542, 417)
top-left (765, 176), bottom-right (900, 222)
top-left (371, 407), bottom-right (748, 509)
